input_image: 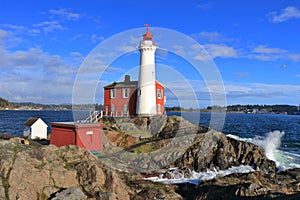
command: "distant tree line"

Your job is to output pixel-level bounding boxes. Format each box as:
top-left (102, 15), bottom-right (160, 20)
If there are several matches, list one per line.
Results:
top-left (0, 97), bottom-right (104, 111)
top-left (165, 106), bottom-right (183, 112)
top-left (226, 104), bottom-right (298, 114)
top-left (0, 97), bottom-right (10, 108)
top-left (165, 104), bottom-right (299, 114)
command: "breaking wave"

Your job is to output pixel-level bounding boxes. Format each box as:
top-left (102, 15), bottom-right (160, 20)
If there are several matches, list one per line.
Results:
top-left (144, 165), bottom-right (254, 185)
top-left (227, 130), bottom-right (300, 172)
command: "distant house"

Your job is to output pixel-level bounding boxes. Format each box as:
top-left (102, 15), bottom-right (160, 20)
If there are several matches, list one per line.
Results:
top-left (103, 75), bottom-right (165, 116)
top-left (23, 117), bottom-right (48, 139)
top-left (50, 122), bottom-right (103, 152)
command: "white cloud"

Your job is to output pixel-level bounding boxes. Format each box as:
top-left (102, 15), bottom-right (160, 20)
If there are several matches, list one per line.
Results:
top-left (247, 54), bottom-right (281, 61)
top-left (158, 77), bottom-right (300, 107)
top-left (70, 52), bottom-right (82, 57)
top-left (129, 36), bottom-right (140, 44)
top-left (1, 24), bottom-right (27, 33)
top-left (0, 29), bottom-right (9, 38)
top-left (253, 45), bottom-right (286, 54)
top-left (247, 45), bottom-right (289, 61)
top-left (34, 21), bottom-right (66, 33)
top-left (0, 24), bottom-right (40, 38)
top-left (190, 31), bottom-right (231, 42)
top-left (49, 8), bottom-right (80, 21)
top-left (205, 44), bottom-right (238, 58)
top-left (194, 44), bottom-right (238, 61)
top-left (268, 6), bottom-right (300, 23)
top-left (0, 33), bottom-right (79, 104)
top-left (91, 34), bottom-right (105, 43)
top-left (225, 82), bottom-right (300, 104)
top-left (117, 45), bottom-right (136, 52)
top-left (235, 72), bottom-right (251, 77)
top-left (196, 3), bottom-right (214, 9)
top-left (288, 53), bottom-right (300, 62)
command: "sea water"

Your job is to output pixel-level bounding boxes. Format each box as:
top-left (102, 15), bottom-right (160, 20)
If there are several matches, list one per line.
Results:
top-left (0, 110), bottom-right (89, 135)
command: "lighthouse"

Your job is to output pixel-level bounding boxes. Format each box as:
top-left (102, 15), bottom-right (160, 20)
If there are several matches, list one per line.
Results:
top-left (103, 25), bottom-right (165, 117)
top-left (136, 25), bottom-right (157, 116)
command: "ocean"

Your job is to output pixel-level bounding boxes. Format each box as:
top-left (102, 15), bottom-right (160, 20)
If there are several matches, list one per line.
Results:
top-left (0, 110), bottom-right (299, 171)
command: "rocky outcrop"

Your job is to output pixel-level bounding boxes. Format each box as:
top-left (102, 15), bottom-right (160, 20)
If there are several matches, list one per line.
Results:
top-left (171, 130), bottom-right (276, 176)
top-left (107, 116), bottom-right (275, 176)
top-left (0, 138), bottom-right (181, 200)
top-left (175, 169), bottom-right (300, 199)
top-left (103, 115), bottom-right (168, 136)
top-left (154, 116), bottom-right (209, 139)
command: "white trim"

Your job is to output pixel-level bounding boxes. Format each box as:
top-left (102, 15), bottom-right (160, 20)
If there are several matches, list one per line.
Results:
top-left (157, 89), bottom-right (162, 99)
top-left (110, 89), bottom-right (116, 99)
top-left (122, 88), bottom-right (129, 98)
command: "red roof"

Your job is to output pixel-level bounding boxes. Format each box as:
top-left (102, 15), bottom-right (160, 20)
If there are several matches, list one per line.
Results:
top-left (143, 27), bottom-right (153, 41)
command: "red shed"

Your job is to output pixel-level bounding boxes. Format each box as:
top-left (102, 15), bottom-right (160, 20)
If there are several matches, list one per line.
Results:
top-left (50, 122), bottom-right (103, 152)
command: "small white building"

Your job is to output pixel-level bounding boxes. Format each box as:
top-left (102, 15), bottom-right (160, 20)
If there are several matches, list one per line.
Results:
top-left (23, 117), bottom-right (48, 139)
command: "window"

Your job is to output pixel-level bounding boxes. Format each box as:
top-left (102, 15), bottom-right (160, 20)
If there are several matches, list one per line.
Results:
top-left (123, 104), bottom-right (128, 113)
top-left (157, 104), bottom-right (161, 113)
top-left (122, 88), bottom-right (129, 98)
top-left (111, 104), bottom-right (115, 112)
top-left (105, 106), bottom-right (109, 115)
top-left (157, 89), bottom-right (162, 99)
top-left (110, 89), bottom-right (116, 99)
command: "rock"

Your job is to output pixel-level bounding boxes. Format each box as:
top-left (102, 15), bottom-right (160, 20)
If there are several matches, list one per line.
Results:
top-left (76, 161), bottom-right (106, 196)
top-left (42, 186), bottom-right (60, 199)
top-left (154, 115), bottom-right (209, 139)
top-left (3, 136), bottom-right (187, 199)
top-left (171, 130), bottom-right (276, 175)
top-left (52, 187), bottom-right (87, 200)
top-left (235, 183), bottom-right (271, 196)
top-left (0, 177), bottom-right (6, 200)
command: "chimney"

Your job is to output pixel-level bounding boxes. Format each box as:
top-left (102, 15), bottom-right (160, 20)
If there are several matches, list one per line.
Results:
top-left (124, 75), bottom-right (130, 83)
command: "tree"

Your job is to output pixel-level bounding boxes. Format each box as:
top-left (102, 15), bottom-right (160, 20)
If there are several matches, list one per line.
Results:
top-left (0, 97), bottom-right (9, 107)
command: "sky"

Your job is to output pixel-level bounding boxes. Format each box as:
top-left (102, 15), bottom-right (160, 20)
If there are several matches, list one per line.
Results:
top-left (0, 0), bottom-right (300, 108)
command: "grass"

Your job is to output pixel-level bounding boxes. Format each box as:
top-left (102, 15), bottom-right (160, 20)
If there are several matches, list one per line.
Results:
top-left (35, 162), bottom-right (47, 170)
top-left (133, 143), bottom-right (161, 154)
top-left (126, 130), bottom-right (152, 138)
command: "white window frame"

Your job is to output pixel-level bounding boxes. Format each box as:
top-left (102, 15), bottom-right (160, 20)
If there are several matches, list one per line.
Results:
top-left (123, 104), bottom-right (128, 114)
top-left (111, 104), bottom-right (115, 112)
top-left (110, 89), bottom-right (116, 99)
top-left (122, 88), bottom-right (129, 98)
top-left (157, 104), bottom-right (161, 113)
top-left (105, 105), bottom-right (109, 115)
top-left (157, 89), bottom-right (162, 99)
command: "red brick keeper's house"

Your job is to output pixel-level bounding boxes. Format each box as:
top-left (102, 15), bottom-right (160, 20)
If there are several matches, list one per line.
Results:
top-left (103, 75), bottom-right (165, 117)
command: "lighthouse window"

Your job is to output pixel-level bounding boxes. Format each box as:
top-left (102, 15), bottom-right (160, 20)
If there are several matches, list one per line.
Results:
top-left (110, 89), bottom-right (116, 99)
top-left (157, 89), bottom-right (162, 99)
top-left (122, 88), bottom-right (129, 98)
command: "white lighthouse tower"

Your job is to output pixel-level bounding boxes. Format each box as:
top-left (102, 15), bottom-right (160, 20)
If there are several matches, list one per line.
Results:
top-left (136, 25), bottom-right (157, 116)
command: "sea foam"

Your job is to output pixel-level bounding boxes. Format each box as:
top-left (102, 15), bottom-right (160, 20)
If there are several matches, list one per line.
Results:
top-left (227, 130), bottom-right (300, 172)
top-left (144, 165), bottom-right (254, 185)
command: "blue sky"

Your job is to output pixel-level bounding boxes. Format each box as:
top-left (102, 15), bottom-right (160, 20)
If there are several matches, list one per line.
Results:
top-left (0, 0), bottom-right (300, 107)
